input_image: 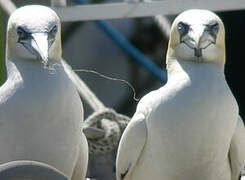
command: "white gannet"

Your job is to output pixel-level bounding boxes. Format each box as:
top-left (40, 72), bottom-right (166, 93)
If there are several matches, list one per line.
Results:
top-left (116, 9), bottom-right (245, 180)
top-left (0, 5), bottom-right (88, 180)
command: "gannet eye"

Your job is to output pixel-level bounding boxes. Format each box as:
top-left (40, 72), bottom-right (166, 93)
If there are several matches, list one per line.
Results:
top-left (48, 25), bottom-right (57, 48)
top-left (49, 25), bottom-right (57, 36)
top-left (207, 23), bottom-right (219, 35)
top-left (17, 26), bottom-right (31, 40)
top-left (177, 22), bottom-right (189, 36)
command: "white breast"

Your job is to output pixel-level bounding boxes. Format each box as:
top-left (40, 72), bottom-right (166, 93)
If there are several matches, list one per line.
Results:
top-left (132, 62), bottom-right (238, 180)
top-left (0, 62), bottom-right (83, 177)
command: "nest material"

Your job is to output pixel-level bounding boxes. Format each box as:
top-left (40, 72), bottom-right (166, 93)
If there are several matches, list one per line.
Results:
top-left (83, 109), bottom-right (130, 155)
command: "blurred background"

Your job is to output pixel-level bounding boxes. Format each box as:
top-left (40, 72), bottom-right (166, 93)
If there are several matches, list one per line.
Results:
top-left (1, 0), bottom-right (245, 121)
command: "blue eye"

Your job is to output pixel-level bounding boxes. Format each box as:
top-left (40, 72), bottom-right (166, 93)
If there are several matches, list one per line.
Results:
top-left (17, 26), bottom-right (29, 39)
top-left (50, 25), bottom-right (57, 35)
top-left (210, 23), bottom-right (219, 34)
top-left (177, 22), bottom-right (189, 36)
top-left (48, 25), bottom-right (58, 48)
top-left (206, 22), bottom-right (219, 38)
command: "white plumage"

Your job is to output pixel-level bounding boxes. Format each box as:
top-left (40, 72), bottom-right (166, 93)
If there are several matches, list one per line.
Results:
top-left (0, 160), bottom-right (69, 180)
top-left (0, 5), bottom-right (88, 180)
top-left (116, 9), bottom-right (245, 180)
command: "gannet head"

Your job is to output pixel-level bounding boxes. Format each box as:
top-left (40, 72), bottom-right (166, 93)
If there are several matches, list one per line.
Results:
top-left (167, 9), bottom-right (225, 65)
top-left (6, 5), bottom-right (62, 66)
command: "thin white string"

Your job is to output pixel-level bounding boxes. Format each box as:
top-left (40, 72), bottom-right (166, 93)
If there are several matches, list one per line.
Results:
top-left (73, 69), bottom-right (139, 102)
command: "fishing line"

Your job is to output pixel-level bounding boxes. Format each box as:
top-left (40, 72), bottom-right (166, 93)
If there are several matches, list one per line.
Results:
top-left (73, 69), bottom-right (139, 102)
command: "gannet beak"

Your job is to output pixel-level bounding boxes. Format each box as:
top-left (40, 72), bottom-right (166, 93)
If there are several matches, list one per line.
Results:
top-left (31, 33), bottom-right (49, 65)
top-left (191, 26), bottom-right (205, 48)
top-left (189, 25), bottom-right (205, 57)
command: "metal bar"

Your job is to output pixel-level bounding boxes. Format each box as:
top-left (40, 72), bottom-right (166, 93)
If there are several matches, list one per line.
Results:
top-left (75, 0), bottom-right (167, 83)
top-left (53, 0), bottom-right (245, 22)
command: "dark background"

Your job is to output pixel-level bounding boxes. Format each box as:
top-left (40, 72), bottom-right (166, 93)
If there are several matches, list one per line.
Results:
top-left (220, 10), bottom-right (245, 121)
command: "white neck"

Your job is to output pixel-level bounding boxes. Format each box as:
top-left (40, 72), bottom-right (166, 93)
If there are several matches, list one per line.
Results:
top-left (166, 57), bottom-right (225, 84)
top-left (5, 57), bottom-right (62, 87)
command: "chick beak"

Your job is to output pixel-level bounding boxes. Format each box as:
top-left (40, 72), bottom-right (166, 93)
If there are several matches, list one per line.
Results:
top-left (31, 33), bottom-right (49, 65)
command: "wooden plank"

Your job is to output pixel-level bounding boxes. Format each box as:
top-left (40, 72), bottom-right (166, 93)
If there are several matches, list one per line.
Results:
top-left (53, 0), bottom-right (245, 22)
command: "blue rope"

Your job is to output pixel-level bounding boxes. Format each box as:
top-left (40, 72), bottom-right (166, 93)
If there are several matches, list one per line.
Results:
top-left (75, 0), bottom-right (167, 83)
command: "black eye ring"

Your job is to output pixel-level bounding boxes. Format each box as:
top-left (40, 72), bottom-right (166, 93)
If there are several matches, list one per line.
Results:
top-left (17, 26), bottom-right (29, 39)
top-left (177, 22), bottom-right (189, 36)
top-left (209, 23), bottom-right (219, 34)
top-left (50, 25), bottom-right (58, 35)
